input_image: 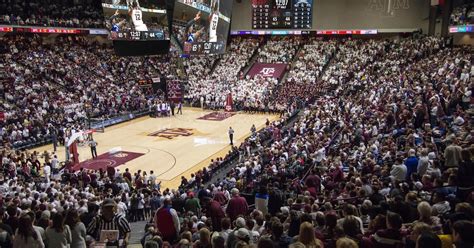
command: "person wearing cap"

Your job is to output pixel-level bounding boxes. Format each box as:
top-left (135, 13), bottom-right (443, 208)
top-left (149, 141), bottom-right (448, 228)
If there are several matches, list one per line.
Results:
top-left (226, 188), bottom-right (248, 221)
top-left (184, 192), bottom-right (201, 216)
top-left (154, 198), bottom-right (180, 243)
top-left (86, 198), bottom-right (131, 246)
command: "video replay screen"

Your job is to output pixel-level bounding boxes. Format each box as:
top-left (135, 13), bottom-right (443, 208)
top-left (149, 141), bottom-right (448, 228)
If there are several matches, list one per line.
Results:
top-left (252, 0), bottom-right (313, 29)
top-left (172, 0), bottom-right (233, 55)
top-left (102, 0), bottom-right (170, 41)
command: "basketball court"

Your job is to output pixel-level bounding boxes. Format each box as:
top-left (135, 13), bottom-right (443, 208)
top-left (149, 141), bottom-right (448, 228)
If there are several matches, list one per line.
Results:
top-left (30, 108), bottom-right (278, 189)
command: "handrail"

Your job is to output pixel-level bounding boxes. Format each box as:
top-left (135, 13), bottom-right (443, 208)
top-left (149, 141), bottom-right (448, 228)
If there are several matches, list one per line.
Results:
top-left (302, 125), bottom-right (344, 180)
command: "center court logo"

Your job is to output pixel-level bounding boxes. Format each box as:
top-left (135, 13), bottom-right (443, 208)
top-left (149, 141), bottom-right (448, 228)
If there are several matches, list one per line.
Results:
top-left (259, 67), bottom-right (276, 76)
top-left (148, 128), bottom-right (194, 139)
top-left (113, 153), bottom-right (129, 158)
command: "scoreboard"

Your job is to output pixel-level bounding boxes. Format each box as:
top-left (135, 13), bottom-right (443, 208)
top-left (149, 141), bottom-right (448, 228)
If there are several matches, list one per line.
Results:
top-left (252, 0), bottom-right (313, 29)
top-left (184, 42), bottom-right (226, 55)
top-left (111, 31), bottom-right (165, 41)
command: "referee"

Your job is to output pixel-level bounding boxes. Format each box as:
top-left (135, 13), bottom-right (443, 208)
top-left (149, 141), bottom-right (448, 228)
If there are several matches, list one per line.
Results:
top-left (87, 198), bottom-right (131, 246)
top-left (90, 138), bottom-right (98, 159)
top-left (228, 127), bottom-right (234, 145)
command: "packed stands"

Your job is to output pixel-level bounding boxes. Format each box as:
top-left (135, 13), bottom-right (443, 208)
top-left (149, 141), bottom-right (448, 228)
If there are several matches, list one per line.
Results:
top-left (0, 32), bottom-right (473, 248)
top-left (1, 34), bottom-right (175, 149)
top-left (256, 36), bottom-right (302, 64)
top-left (0, 0), bottom-right (104, 28)
top-left (451, 2), bottom-right (474, 25)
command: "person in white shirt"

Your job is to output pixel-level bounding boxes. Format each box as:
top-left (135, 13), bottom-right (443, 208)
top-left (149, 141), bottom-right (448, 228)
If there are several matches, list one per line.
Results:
top-left (208, 0), bottom-right (219, 42)
top-left (116, 198), bottom-right (128, 216)
top-left (149, 170), bottom-right (157, 187)
top-left (417, 149), bottom-right (430, 176)
top-left (43, 164), bottom-right (51, 184)
top-left (390, 157), bottom-right (407, 182)
top-left (129, 1), bottom-right (148, 32)
top-left (431, 192), bottom-right (451, 216)
top-left (51, 155), bottom-right (59, 172)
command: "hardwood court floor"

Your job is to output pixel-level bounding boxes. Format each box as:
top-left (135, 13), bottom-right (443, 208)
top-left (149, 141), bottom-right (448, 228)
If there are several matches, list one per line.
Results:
top-left (31, 108), bottom-right (278, 189)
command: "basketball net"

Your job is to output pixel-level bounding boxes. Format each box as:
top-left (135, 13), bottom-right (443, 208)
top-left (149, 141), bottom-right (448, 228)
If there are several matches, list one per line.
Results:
top-left (65, 129), bottom-right (96, 167)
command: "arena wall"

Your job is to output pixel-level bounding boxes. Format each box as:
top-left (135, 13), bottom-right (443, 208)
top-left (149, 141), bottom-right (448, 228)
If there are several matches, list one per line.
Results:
top-left (231, 0), bottom-right (430, 32)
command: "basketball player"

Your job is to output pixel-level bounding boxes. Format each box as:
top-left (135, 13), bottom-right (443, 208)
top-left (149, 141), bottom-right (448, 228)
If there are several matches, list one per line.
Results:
top-left (108, 10), bottom-right (127, 32)
top-left (208, 0), bottom-right (220, 42)
top-left (184, 11), bottom-right (206, 43)
top-left (129, 0), bottom-right (148, 32)
top-left (112, 0), bottom-right (131, 7)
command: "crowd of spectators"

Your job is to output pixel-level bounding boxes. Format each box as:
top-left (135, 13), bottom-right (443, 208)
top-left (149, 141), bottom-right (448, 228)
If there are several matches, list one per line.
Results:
top-left (0, 0), bottom-right (104, 28)
top-left (450, 2), bottom-right (474, 25)
top-left (185, 37), bottom-right (280, 112)
top-left (143, 36), bottom-right (473, 248)
top-left (1, 34), bottom-right (174, 149)
top-left (256, 37), bottom-right (302, 64)
top-left (0, 33), bottom-right (473, 248)
top-left (185, 36), bottom-right (311, 113)
top-left (211, 37), bottom-right (262, 85)
top-left (286, 38), bottom-right (336, 85)
top-left (271, 38), bottom-right (337, 107)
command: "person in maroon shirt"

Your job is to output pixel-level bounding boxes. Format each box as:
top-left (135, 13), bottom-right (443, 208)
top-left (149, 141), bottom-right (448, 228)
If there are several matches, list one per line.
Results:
top-left (226, 188), bottom-right (248, 221)
top-left (123, 168), bottom-right (132, 182)
top-left (82, 170), bottom-right (91, 187)
top-left (4, 204), bottom-right (19, 233)
top-left (213, 188), bottom-right (228, 206)
top-left (369, 212), bottom-right (404, 248)
top-left (204, 197), bottom-right (225, 231)
top-left (330, 164), bottom-right (344, 183)
top-left (106, 165), bottom-right (115, 180)
top-left (305, 170), bottom-right (321, 198)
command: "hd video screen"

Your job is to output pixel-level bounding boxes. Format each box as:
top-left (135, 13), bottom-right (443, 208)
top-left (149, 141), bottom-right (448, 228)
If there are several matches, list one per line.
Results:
top-left (172, 0), bottom-right (233, 55)
top-left (102, 0), bottom-right (170, 41)
top-left (252, 0), bottom-right (313, 29)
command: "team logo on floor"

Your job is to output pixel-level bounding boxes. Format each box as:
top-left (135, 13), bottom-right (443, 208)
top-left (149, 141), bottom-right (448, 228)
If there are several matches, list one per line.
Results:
top-left (113, 153), bottom-right (129, 158)
top-left (148, 128), bottom-right (194, 139)
top-left (198, 112), bottom-right (235, 121)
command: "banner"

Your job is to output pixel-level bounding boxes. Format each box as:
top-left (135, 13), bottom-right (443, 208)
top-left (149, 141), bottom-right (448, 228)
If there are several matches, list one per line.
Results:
top-left (247, 63), bottom-right (288, 79)
top-left (225, 93), bottom-right (234, 112)
top-left (89, 110), bottom-right (148, 130)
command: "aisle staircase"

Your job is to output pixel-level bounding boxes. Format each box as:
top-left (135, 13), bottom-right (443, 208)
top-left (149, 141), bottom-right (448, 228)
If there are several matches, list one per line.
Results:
top-left (240, 37), bottom-right (267, 76)
top-left (208, 56), bottom-right (221, 75)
